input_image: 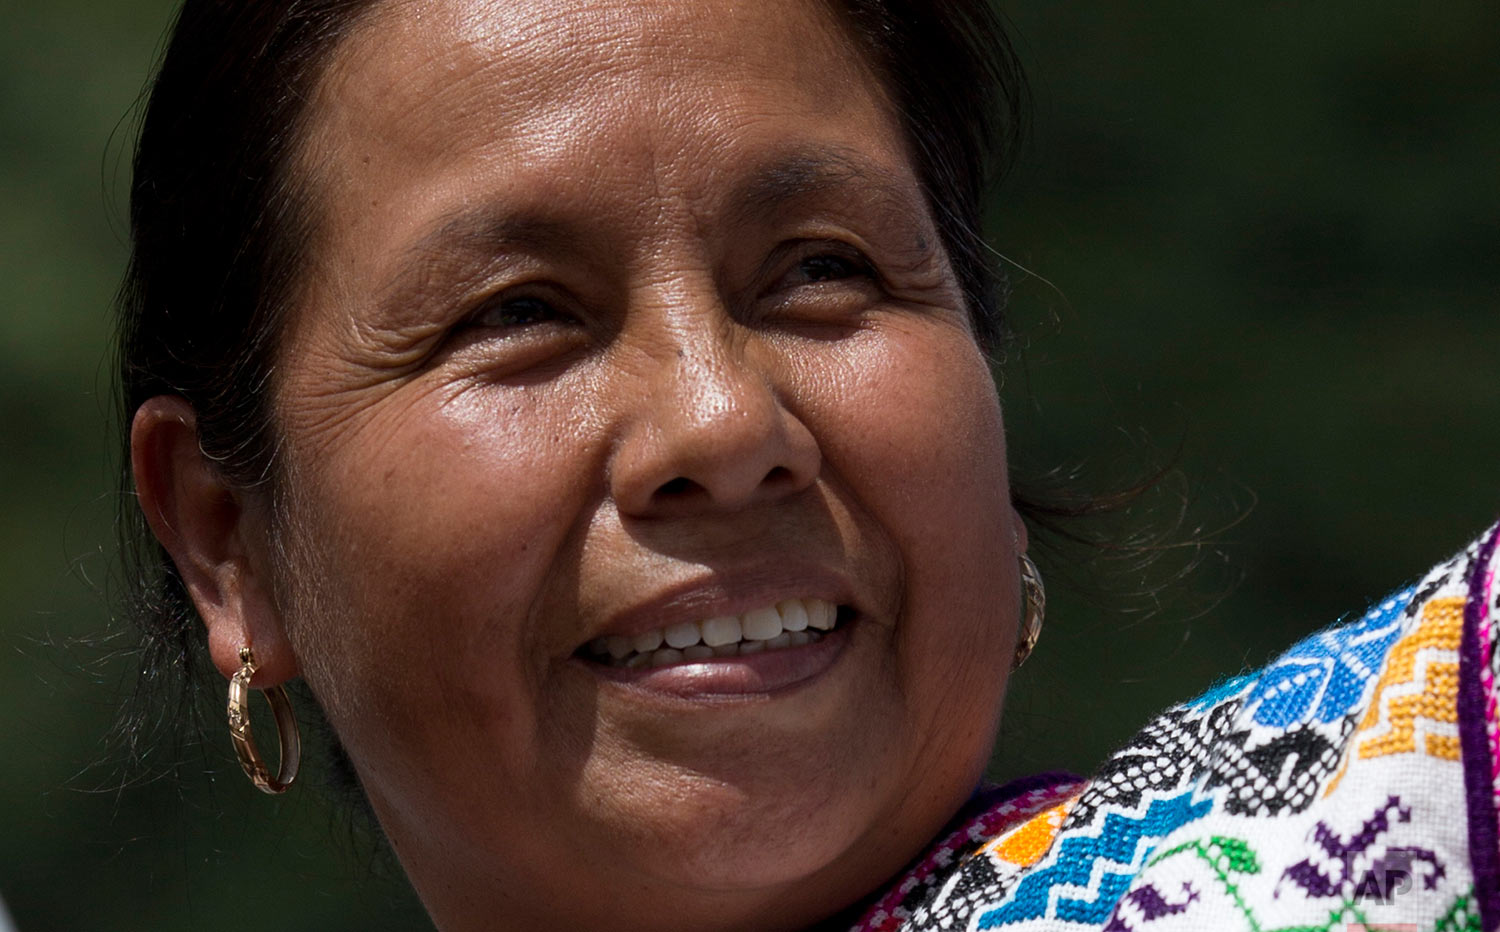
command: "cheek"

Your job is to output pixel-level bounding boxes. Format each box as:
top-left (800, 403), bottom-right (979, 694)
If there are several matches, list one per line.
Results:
top-left (276, 382), bottom-right (599, 763)
top-left (808, 324), bottom-right (1015, 741)
top-left (814, 323), bottom-right (1012, 576)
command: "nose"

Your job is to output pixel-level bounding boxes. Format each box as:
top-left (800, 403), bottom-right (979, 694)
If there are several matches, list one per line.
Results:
top-left (608, 331), bottom-right (822, 517)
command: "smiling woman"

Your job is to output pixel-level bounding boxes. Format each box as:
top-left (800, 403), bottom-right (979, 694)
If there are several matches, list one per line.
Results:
top-left (125, 1), bottom-right (1027, 927)
top-left (239, 0), bottom-right (1019, 907)
top-left (114, 1), bottom-right (1500, 931)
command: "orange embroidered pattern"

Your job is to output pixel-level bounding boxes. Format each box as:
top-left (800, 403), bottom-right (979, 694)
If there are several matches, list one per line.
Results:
top-left (1354, 597), bottom-right (1464, 761)
top-left (980, 798), bottom-right (1076, 868)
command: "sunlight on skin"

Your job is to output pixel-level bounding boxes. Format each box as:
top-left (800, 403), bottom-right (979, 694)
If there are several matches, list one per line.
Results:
top-left (154, 0), bottom-right (1027, 928)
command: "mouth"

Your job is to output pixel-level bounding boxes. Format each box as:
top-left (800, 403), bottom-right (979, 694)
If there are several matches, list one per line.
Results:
top-left (579, 597), bottom-right (848, 669)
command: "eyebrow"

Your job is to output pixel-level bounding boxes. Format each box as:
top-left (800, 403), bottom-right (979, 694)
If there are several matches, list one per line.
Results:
top-left (373, 215), bottom-right (588, 329)
top-left (402, 214), bottom-right (588, 268)
top-left (373, 146), bottom-right (927, 325)
top-left (727, 147), bottom-right (921, 229)
top-left (404, 146), bottom-right (920, 254)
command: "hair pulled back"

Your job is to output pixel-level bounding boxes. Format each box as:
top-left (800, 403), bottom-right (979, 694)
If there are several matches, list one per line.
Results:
top-left (115, 0), bottom-right (1027, 771)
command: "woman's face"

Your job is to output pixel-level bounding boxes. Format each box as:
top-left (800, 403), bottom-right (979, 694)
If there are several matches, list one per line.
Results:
top-left (270, 0), bottom-right (1025, 927)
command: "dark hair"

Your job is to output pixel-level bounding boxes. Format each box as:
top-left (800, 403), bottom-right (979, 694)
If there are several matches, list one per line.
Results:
top-left (115, 0), bottom-right (386, 774)
top-left (113, 0), bottom-right (1028, 780)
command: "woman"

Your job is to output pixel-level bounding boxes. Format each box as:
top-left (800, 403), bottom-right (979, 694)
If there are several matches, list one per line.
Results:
top-left (119, 0), bottom-right (1499, 929)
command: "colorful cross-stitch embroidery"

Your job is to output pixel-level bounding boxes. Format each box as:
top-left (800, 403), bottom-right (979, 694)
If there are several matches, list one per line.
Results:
top-left (850, 522), bottom-right (1500, 932)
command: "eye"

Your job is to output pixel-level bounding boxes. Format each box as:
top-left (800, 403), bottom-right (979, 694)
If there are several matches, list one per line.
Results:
top-left (756, 243), bottom-right (883, 329)
top-left (441, 287), bottom-right (589, 378)
top-left (469, 294), bottom-right (564, 330)
top-left (782, 248), bottom-right (875, 287)
top-left (763, 241), bottom-right (882, 304)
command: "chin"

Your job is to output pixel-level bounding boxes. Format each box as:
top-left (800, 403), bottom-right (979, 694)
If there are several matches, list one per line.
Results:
top-left (574, 708), bottom-right (903, 893)
top-left (623, 774), bottom-right (881, 894)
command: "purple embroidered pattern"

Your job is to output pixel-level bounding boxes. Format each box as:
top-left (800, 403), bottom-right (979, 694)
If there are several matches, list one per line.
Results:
top-left (1460, 524), bottom-right (1500, 928)
top-left (1276, 796), bottom-right (1445, 901)
top-left (1101, 883), bottom-right (1198, 931)
top-left (853, 522), bottom-right (1500, 932)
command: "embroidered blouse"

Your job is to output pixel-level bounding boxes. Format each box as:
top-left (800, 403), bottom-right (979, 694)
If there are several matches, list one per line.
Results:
top-left (849, 522), bottom-right (1500, 932)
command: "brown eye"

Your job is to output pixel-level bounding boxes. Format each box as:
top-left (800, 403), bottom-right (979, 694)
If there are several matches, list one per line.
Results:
top-left (470, 295), bottom-right (563, 330)
top-left (759, 243), bottom-right (884, 328)
top-left (789, 252), bottom-right (872, 285)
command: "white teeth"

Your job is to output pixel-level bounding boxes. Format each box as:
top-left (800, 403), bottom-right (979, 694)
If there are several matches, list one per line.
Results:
top-left (650, 648), bottom-right (684, 668)
top-left (778, 600), bottom-right (808, 632)
top-left (664, 621), bottom-right (702, 649)
top-left (701, 615), bottom-right (742, 647)
top-left (632, 629), bottom-right (663, 653)
top-left (587, 598), bottom-right (842, 668)
top-left (741, 606), bottom-right (783, 641)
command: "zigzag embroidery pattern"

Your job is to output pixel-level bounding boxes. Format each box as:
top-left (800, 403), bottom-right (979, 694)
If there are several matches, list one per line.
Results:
top-left (1062, 710), bottom-right (1209, 831)
top-left (893, 793), bottom-right (1085, 932)
top-left (858, 533), bottom-right (1498, 932)
top-left (1102, 797), bottom-right (1464, 932)
top-left (1355, 597), bottom-right (1464, 762)
top-left (902, 843), bottom-right (1022, 931)
top-left (973, 790), bottom-right (1214, 928)
top-left (853, 781), bottom-right (1084, 932)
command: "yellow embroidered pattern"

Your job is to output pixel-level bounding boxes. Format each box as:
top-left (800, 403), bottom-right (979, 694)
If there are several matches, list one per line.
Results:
top-left (1355, 596), bottom-right (1464, 761)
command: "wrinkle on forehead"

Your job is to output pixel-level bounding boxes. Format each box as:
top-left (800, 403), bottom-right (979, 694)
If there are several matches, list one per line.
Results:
top-left (290, 0), bottom-right (906, 293)
top-left (308, 0), bottom-right (880, 166)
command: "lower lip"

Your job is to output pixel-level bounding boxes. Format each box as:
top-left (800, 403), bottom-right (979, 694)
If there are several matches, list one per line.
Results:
top-left (579, 622), bottom-right (853, 699)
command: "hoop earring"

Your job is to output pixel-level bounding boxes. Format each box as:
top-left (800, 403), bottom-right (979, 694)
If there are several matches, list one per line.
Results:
top-left (227, 646), bottom-right (301, 795)
top-left (1013, 553), bottom-right (1045, 669)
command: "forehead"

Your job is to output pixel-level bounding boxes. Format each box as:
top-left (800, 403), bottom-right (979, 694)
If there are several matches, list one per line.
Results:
top-left (332, 0), bottom-right (871, 98)
top-left (297, 0), bottom-right (911, 259)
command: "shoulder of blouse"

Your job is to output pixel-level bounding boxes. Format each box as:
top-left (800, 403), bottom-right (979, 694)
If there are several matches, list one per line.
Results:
top-left (851, 520), bottom-right (1500, 932)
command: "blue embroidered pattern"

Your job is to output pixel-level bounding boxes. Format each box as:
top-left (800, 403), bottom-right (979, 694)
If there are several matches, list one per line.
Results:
top-left (1181, 674), bottom-right (1252, 713)
top-left (852, 532), bottom-right (1498, 932)
top-left (975, 791), bottom-right (1214, 928)
top-left (1241, 587), bottom-right (1414, 728)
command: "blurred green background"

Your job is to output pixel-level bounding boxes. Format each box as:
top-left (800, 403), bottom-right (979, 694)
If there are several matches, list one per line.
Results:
top-left (2, 1), bottom-right (1496, 929)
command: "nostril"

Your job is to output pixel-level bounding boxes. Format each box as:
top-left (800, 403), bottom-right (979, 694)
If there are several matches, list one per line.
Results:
top-left (656, 476), bottom-right (696, 498)
top-left (651, 466), bottom-right (800, 507)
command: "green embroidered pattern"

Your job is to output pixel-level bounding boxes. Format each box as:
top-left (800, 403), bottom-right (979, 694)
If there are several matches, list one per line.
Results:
top-left (1145, 836), bottom-right (1475, 932)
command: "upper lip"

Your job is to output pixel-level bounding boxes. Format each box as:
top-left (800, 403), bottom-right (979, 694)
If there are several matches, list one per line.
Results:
top-left (581, 564), bottom-right (857, 647)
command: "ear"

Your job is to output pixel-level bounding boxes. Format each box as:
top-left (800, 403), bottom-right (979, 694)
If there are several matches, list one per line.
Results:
top-left (130, 396), bottom-right (299, 687)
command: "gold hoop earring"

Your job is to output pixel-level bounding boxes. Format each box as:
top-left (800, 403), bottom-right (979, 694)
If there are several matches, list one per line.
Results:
top-left (227, 646), bottom-right (300, 795)
top-left (1013, 553), bottom-right (1045, 669)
